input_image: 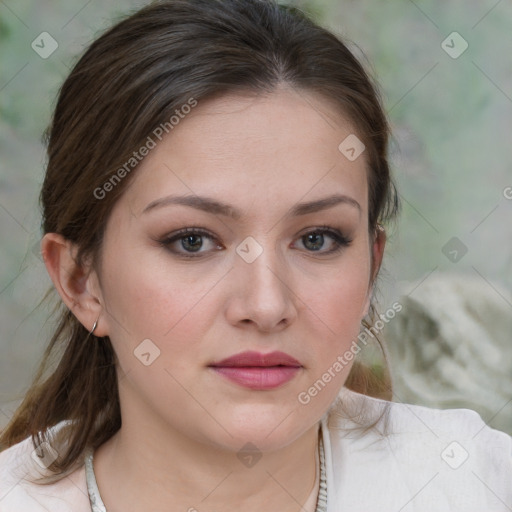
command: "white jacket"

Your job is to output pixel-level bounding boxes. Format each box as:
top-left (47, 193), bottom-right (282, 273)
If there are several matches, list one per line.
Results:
top-left (1, 387), bottom-right (511, 511)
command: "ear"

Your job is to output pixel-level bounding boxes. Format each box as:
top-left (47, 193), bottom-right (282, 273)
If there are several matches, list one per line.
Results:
top-left (362, 225), bottom-right (387, 318)
top-left (40, 233), bottom-right (108, 336)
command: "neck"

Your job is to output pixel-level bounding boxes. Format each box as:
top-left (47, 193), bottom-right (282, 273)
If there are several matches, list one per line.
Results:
top-left (93, 398), bottom-right (321, 512)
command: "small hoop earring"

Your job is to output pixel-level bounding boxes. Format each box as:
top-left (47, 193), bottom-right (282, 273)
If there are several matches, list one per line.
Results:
top-left (89, 315), bottom-right (100, 336)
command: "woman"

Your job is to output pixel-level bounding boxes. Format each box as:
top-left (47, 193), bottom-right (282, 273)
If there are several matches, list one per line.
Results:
top-left (0, 0), bottom-right (510, 510)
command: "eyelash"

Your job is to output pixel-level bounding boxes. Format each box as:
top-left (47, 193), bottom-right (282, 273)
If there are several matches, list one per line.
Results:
top-left (158, 225), bottom-right (353, 259)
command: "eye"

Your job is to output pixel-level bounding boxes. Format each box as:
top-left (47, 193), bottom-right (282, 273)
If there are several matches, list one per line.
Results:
top-left (159, 227), bottom-right (222, 258)
top-left (294, 225), bottom-right (352, 255)
top-left (159, 225), bottom-right (352, 259)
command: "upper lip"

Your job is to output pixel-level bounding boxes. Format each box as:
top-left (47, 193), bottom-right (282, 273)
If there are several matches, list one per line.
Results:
top-left (209, 350), bottom-right (302, 367)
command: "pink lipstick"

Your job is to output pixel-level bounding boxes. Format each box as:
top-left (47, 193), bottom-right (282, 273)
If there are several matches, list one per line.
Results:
top-left (209, 350), bottom-right (302, 390)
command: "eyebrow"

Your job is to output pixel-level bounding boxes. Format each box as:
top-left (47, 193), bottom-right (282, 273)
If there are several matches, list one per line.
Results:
top-left (142, 193), bottom-right (361, 219)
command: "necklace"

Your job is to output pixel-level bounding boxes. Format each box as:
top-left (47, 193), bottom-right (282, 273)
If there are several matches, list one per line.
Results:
top-left (85, 432), bottom-right (327, 511)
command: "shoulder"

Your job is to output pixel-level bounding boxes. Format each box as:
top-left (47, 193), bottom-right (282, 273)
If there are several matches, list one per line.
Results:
top-left (327, 386), bottom-right (512, 446)
top-left (323, 388), bottom-right (512, 511)
top-left (0, 421), bottom-right (90, 512)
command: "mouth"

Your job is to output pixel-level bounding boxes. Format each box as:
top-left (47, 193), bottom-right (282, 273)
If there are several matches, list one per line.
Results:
top-left (208, 350), bottom-right (302, 390)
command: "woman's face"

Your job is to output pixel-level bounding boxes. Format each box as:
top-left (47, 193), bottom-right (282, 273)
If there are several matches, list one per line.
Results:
top-left (91, 87), bottom-right (383, 452)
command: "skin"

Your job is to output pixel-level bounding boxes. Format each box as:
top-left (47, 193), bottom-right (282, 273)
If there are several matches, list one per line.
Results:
top-left (42, 85), bottom-right (385, 512)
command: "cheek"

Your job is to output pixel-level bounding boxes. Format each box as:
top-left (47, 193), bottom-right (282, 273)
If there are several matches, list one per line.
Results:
top-left (308, 257), bottom-right (370, 333)
top-left (100, 262), bottom-right (211, 387)
top-left (298, 252), bottom-right (371, 392)
top-left (304, 280), bottom-right (367, 376)
top-left (101, 251), bottom-right (217, 338)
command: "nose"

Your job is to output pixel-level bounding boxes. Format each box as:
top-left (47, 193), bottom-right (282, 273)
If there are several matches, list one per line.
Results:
top-left (224, 237), bottom-right (298, 333)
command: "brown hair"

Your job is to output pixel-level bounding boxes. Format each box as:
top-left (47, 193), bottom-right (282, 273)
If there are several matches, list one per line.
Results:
top-left (0, 0), bottom-right (399, 482)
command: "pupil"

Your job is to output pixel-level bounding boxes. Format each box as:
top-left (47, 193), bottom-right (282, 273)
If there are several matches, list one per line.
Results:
top-left (183, 235), bottom-right (202, 252)
top-left (305, 233), bottom-right (323, 251)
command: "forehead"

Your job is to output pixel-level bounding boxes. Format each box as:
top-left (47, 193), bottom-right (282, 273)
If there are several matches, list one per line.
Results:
top-left (122, 87), bottom-right (369, 221)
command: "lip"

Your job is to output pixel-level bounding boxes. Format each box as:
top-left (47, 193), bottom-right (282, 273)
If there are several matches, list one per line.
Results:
top-left (210, 350), bottom-right (302, 368)
top-left (209, 351), bottom-right (302, 390)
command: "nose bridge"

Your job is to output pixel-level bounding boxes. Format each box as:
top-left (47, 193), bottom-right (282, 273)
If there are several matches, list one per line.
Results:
top-left (235, 234), bottom-right (286, 291)
top-left (231, 233), bottom-right (295, 327)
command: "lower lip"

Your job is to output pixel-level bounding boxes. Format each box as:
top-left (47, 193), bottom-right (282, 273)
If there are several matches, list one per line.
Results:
top-left (210, 366), bottom-right (301, 390)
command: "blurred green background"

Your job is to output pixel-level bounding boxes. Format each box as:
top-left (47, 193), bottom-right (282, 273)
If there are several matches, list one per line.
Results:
top-left (1, 0), bottom-right (511, 431)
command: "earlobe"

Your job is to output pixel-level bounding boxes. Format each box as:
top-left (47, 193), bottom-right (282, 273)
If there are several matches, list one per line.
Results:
top-left (40, 233), bottom-right (107, 336)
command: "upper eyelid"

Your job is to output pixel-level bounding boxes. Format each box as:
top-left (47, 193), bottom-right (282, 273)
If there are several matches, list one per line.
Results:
top-left (162, 225), bottom-right (346, 240)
